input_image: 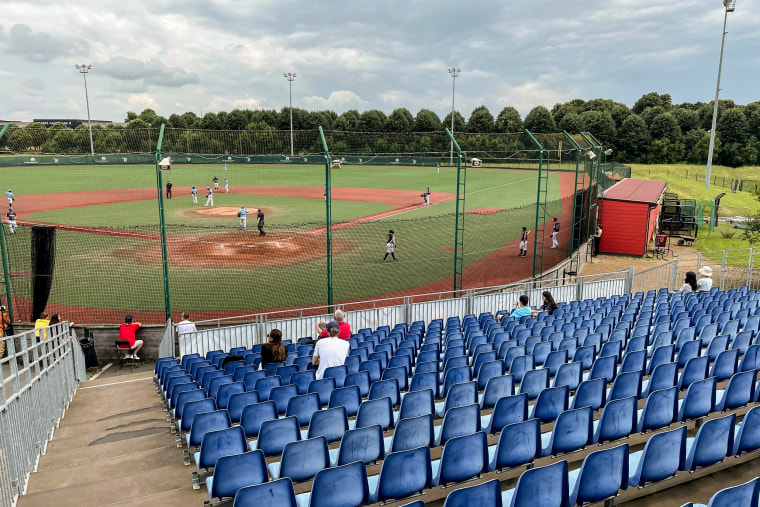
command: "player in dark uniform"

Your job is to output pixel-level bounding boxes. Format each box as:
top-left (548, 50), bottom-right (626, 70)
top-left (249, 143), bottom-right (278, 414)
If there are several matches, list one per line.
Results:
top-left (257, 209), bottom-right (266, 236)
top-left (519, 227), bottom-right (529, 257)
top-left (165, 181), bottom-right (172, 199)
top-left (383, 230), bottom-right (397, 262)
top-left (551, 217), bottom-right (560, 248)
top-left (6, 207), bottom-right (17, 234)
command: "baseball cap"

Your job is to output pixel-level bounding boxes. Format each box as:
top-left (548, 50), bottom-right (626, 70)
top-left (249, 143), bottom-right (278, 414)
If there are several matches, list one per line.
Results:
top-left (125, 314), bottom-right (133, 323)
top-left (326, 321), bottom-right (339, 332)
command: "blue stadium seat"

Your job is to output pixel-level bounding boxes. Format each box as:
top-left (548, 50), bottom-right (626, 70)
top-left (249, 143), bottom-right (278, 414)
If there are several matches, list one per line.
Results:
top-left (275, 365), bottom-right (298, 385)
top-left (232, 365), bottom-right (258, 382)
top-left (359, 359), bottom-right (382, 382)
top-left (553, 361), bottom-right (582, 392)
top-left (648, 344), bottom-right (675, 375)
top-left (323, 365), bottom-right (348, 388)
top-left (240, 401), bottom-right (277, 438)
top-left (336, 424), bottom-right (385, 466)
top-left (519, 367), bottom-right (549, 400)
top-left (307, 406), bottom-right (348, 444)
top-left (637, 386), bottom-right (678, 433)
top-left (328, 385), bottom-right (361, 417)
top-left (242, 370), bottom-right (267, 392)
top-left (501, 460), bottom-right (568, 507)
top-left (433, 431), bottom-right (488, 487)
top-left (356, 396), bottom-right (394, 431)
top-left (368, 446), bottom-right (433, 504)
top-left (489, 418), bottom-right (541, 471)
top-left (303, 461), bottom-right (370, 507)
top-left (679, 356), bottom-right (709, 390)
top-left (442, 365), bottom-right (472, 395)
top-left (232, 478), bottom-right (296, 507)
top-left (541, 406), bottom-right (593, 457)
top-left (568, 443), bottom-right (629, 506)
top-left (594, 396), bottom-right (637, 444)
top-left (289, 370), bottom-right (315, 396)
top-left (186, 409), bottom-right (230, 450)
top-left (569, 378), bottom-right (605, 411)
top-left (179, 398), bottom-right (217, 436)
top-left (391, 414), bottom-right (435, 452)
top-left (250, 416), bottom-right (300, 457)
top-left (399, 388), bottom-right (435, 421)
top-left (620, 350), bottom-right (646, 374)
top-left (691, 477), bottom-right (760, 507)
top-left (436, 381), bottom-right (478, 417)
top-left (628, 426), bottom-right (686, 487)
top-left (254, 376), bottom-right (282, 402)
top-left (715, 369), bottom-right (756, 412)
top-left (529, 385), bottom-right (568, 423)
top-left (369, 378), bottom-right (401, 407)
top-left (206, 450), bottom-right (268, 504)
top-left (544, 349), bottom-right (568, 377)
top-left (173, 389), bottom-right (206, 422)
top-left (269, 384), bottom-right (299, 415)
top-left (308, 378), bottom-right (336, 407)
top-left (345, 370), bottom-right (370, 397)
top-left (437, 403), bottom-right (480, 446)
top-left (269, 436), bottom-right (329, 482)
top-left (226, 391), bottom-right (260, 425)
top-left (677, 340), bottom-right (701, 368)
top-left (711, 348), bottom-right (739, 381)
top-left (285, 392), bottom-right (320, 426)
top-left (733, 406), bottom-right (760, 455)
top-left (486, 393), bottom-right (528, 435)
top-left (642, 362), bottom-right (678, 398)
top-left (678, 377), bottom-right (717, 422)
top-left (382, 366), bottom-right (409, 392)
top-left (683, 413), bottom-right (736, 471)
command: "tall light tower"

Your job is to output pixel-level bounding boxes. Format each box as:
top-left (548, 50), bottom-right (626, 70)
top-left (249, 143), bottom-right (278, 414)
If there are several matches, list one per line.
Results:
top-left (448, 67), bottom-right (461, 166)
top-left (283, 73), bottom-right (296, 156)
top-left (705, 0), bottom-right (736, 188)
top-left (75, 64), bottom-right (95, 156)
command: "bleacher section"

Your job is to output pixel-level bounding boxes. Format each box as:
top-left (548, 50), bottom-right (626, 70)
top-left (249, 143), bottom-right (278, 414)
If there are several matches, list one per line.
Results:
top-left (155, 286), bottom-right (760, 506)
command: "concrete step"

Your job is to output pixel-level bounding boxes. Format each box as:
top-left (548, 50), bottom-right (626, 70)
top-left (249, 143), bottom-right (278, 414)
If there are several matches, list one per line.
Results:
top-left (27, 446), bottom-right (182, 494)
top-left (37, 433), bottom-right (170, 472)
top-left (53, 407), bottom-right (167, 440)
top-left (17, 464), bottom-right (192, 507)
top-left (45, 422), bottom-right (169, 454)
top-left (105, 486), bottom-right (207, 506)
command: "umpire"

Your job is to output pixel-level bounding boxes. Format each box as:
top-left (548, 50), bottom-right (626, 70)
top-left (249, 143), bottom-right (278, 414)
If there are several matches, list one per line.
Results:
top-left (257, 209), bottom-right (266, 236)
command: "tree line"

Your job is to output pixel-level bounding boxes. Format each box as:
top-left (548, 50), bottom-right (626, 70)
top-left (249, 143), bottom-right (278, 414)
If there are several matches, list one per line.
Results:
top-left (2, 92), bottom-right (759, 166)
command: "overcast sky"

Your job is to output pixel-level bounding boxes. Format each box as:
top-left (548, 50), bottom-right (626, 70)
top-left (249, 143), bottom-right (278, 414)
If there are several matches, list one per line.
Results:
top-left (1, 0), bottom-right (758, 123)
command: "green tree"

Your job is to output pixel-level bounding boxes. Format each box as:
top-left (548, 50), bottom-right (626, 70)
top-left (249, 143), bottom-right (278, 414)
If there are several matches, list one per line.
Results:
top-left (673, 108), bottom-right (701, 135)
top-left (6, 129), bottom-right (33, 152)
top-left (523, 106), bottom-right (556, 133)
top-left (225, 109), bottom-right (248, 130)
top-left (579, 110), bottom-right (616, 146)
top-left (442, 111), bottom-right (466, 133)
top-left (716, 107), bottom-right (749, 145)
top-left (168, 114), bottom-right (187, 129)
top-left (387, 108), bottom-right (414, 132)
top-left (649, 112), bottom-right (682, 142)
top-left (200, 113), bottom-right (222, 130)
top-left (690, 131), bottom-right (720, 165)
top-left (684, 128), bottom-right (706, 163)
top-left (125, 111), bottom-right (138, 122)
top-left (495, 107), bottom-right (523, 133)
top-left (551, 103), bottom-right (579, 126)
top-left (358, 109), bottom-right (387, 132)
top-left (466, 105), bottom-right (494, 133)
top-left (610, 105), bottom-right (632, 130)
top-left (334, 110), bottom-right (360, 131)
top-left (647, 138), bottom-right (683, 164)
top-left (617, 114), bottom-right (650, 161)
top-left (245, 121), bottom-right (275, 131)
top-left (558, 113), bottom-right (583, 134)
top-left (632, 92), bottom-right (672, 114)
top-left (415, 109), bottom-right (442, 132)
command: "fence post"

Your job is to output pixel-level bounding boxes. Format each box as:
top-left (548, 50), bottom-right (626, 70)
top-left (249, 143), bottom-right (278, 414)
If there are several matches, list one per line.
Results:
top-left (720, 250), bottom-right (728, 290)
top-left (465, 289), bottom-right (474, 315)
top-left (625, 266), bottom-right (635, 295)
top-left (748, 248), bottom-right (754, 288)
top-left (670, 259), bottom-right (679, 291)
top-left (403, 296), bottom-right (412, 325)
top-left (576, 276), bottom-right (584, 301)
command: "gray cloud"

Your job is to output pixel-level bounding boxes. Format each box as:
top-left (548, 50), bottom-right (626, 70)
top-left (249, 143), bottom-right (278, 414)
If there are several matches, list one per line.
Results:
top-left (97, 56), bottom-right (200, 87)
top-left (4, 24), bottom-right (89, 62)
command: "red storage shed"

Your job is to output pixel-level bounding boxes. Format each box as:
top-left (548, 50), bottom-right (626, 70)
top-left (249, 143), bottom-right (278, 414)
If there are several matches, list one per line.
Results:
top-left (598, 178), bottom-right (667, 256)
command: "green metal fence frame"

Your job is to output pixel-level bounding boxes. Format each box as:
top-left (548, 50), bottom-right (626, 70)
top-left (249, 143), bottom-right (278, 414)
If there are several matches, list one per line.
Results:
top-left (154, 124), bottom-right (171, 320)
top-left (445, 128), bottom-right (465, 296)
top-left (319, 127), bottom-right (334, 310)
top-left (0, 124), bottom-right (14, 331)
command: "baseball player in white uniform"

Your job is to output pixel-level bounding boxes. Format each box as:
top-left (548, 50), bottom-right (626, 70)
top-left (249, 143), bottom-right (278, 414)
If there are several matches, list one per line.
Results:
top-left (5, 190), bottom-right (13, 206)
top-left (205, 187), bottom-right (214, 207)
top-left (237, 207), bottom-right (249, 229)
top-left (191, 186), bottom-right (198, 204)
top-left (225, 177), bottom-right (229, 193)
top-left (551, 218), bottom-right (560, 248)
top-left (519, 227), bottom-right (529, 257)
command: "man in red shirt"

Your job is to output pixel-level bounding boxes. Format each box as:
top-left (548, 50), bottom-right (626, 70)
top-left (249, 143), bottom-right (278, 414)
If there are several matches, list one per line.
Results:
top-left (316, 310), bottom-right (351, 340)
top-left (119, 315), bottom-right (143, 360)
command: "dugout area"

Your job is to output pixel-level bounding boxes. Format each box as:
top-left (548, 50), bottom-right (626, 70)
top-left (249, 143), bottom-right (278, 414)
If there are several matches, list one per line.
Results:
top-left (0, 126), bottom-right (603, 324)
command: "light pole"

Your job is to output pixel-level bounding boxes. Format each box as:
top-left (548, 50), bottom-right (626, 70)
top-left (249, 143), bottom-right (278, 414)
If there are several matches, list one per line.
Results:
top-left (705, 0), bottom-right (736, 188)
top-left (448, 67), bottom-right (461, 166)
top-left (75, 64), bottom-right (95, 156)
top-left (283, 73), bottom-right (296, 156)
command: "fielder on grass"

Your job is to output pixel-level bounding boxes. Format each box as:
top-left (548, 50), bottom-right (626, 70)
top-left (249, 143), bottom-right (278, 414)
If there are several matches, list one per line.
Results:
top-left (383, 229), bottom-right (397, 262)
top-left (6, 207), bottom-right (17, 234)
top-left (225, 177), bottom-right (229, 193)
top-left (237, 206), bottom-right (249, 229)
top-left (205, 187), bottom-right (214, 207)
top-left (213, 176), bottom-right (219, 191)
top-left (5, 189), bottom-right (13, 206)
top-left (191, 186), bottom-right (198, 204)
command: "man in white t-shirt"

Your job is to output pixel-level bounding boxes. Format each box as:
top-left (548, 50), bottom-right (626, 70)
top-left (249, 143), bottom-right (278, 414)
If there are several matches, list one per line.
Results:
top-left (312, 321), bottom-right (350, 380)
top-left (176, 312), bottom-right (197, 334)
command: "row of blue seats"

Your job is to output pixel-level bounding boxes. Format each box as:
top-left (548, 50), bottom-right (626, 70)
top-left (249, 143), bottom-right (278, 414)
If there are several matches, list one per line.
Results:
top-left (224, 406), bottom-right (760, 507)
top-left (681, 477), bottom-right (760, 507)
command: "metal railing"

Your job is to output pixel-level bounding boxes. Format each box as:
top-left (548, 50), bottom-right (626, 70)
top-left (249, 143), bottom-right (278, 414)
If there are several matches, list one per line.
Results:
top-left (158, 319), bottom-right (174, 359)
top-left (178, 271), bottom-right (633, 358)
top-left (0, 322), bottom-right (83, 506)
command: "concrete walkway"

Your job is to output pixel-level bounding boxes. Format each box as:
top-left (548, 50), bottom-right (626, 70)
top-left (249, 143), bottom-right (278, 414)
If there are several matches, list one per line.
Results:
top-left (18, 363), bottom-right (207, 507)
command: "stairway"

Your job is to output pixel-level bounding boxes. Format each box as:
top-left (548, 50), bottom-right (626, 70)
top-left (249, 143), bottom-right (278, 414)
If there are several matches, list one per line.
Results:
top-left (17, 367), bottom-right (206, 507)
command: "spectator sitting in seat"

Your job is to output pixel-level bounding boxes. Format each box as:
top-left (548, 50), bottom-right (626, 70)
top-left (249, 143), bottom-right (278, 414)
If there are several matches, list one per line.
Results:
top-left (313, 322), bottom-right (350, 380)
top-left (697, 266), bottom-right (713, 292)
top-left (532, 291), bottom-right (558, 317)
top-left (317, 309), bottom-right (351, 340)
top-left (119, 315), bottom-right (143, 360)
top-left (679, 272), bottom-right (698, 294)
top-left (176, 312), bottom-right (197, 334)
top-left (261, 328), bottom-right (287, 369)
top-left (34, 312), bottom-right (50, 340)
top-left (510, 295), bottom-right (532, 319)
top-left (221, 354), bottom-right (245, 369)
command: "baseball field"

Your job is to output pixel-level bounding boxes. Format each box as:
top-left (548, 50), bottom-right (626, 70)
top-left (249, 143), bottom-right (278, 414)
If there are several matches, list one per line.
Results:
top-left (2, 162), bottom-right (574, 323)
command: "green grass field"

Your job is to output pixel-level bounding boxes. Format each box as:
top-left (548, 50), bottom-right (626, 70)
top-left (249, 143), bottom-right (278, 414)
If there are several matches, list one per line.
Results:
top-left (2, 163), bottom-right (566, 320)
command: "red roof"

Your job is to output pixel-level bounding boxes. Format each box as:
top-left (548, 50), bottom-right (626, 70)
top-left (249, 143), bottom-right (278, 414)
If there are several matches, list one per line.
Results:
top-left (602, 178), bottom-right (667, 205)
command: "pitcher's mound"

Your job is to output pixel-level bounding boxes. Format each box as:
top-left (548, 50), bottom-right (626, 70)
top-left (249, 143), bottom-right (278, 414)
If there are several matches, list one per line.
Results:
top-left (185, 206), bottom-right (270, 218)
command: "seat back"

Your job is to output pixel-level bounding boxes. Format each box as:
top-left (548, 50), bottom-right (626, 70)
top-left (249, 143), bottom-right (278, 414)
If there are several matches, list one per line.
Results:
top-left (285, 393), bottom-right (320, 426)
top-left (685, 413), bottom-right (736, 470)
top-left (217, 381), bottom-right (246, 410)
top-left (344, 370), bottom-right (370, 397)
top-left (570, 378), bottom-right (605, 411)
top-left (356, 396), bottom-right (394, 430)
top-left (391, 414), bottom-right (435, 452)
top-left (256, 416), bottom-right (300, 457)
top-left (279, 436), bottom-right (330, 482)
top-left (323, 365), bottom-right (348, 388)
top-left (308, 461), bottom-right (370, 507)
top-left (595, 396), bottom-right (637, 444)
top-left (608, 370), bottom-right (642, 402)
top-left (492, 418), bottom-right (541, 471)
top-left (210, 450), bottom-right (268, 501)
top-left (629, 426), bottom-right (686, 487)
top-left (639, 386), bottom-right (678, 432)
top-left (734, 406), bottom-right (760, 455)
top-left (198, 425), bottom-right (247, 470)
top-left (679, 355), bottom-right (709, 390)
top-left (437, 431), bottom-right (488, 486)
top-left (506, 460), bottom-right (568, 507)
top-left (547, 406), bottom-right (593, 456)
top-left (518, 367), bottom-right (549, 400)
top-left (409, 371), bottom-right (439, 397)
top-left (442, 365), bottom-right (472, 394)
top-left (530, 385), bottom-right (568, 423)
top-left (439, 403), bottom-right (480, 445)
top-left (254, 376), bottom-right (282, 402)
top-left (589, 355), bottom-right (617, 384)
top-left (375, 447), bottom-right (433, 503)
top-left (368, 378), bottom-right (400, 407)
top-left (711, 348), bottom-right (739, 381)
top-left (570, 443), bottom-right (629, 505)
top-left (443, 381), bottom-right (478, 414)
top-left (441, 478), bottom-right (503, 507)
top-left (290, 370), bottom-right (316, 395)
top-left (488, 393), bottom-right (528, 434)
top-left (270, 384), bottom-right (299, 415)
top-left (399, 388), bottom-right (435, 420)
top-left (308, 377), bottom-right (336, 406)
top-left (336, 424), bottom-right (385, 466)
top-left (328, 385), bottom-right (361, 417)
top-left (240, 401), bottom-right (277, 438)
top-left (553, 361), bottom-right (582, 391)
top-left (189, 409), bottom-right (231, 448)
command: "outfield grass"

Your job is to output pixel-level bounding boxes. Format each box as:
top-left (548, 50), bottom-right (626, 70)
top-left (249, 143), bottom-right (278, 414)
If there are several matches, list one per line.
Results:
top-left (4, 163), bottom-right (566, 317)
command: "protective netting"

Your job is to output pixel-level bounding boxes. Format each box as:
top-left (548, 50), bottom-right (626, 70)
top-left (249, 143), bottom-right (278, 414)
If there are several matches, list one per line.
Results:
top-left (0, 126), bottom-right (593, 323)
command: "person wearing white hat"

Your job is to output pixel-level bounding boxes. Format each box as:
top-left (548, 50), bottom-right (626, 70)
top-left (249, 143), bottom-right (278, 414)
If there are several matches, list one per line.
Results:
top-left (697, 266), bottom-right (713, 292)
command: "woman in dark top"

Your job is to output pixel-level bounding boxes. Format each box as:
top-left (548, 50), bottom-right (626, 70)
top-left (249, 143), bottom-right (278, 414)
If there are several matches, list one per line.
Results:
top-left (532, 291), bottom-right (558, 317)
top-left (261, 328), bottom-right (287, 368)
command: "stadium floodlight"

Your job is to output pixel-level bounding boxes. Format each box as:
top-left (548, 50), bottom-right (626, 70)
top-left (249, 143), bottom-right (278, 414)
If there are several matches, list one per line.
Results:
top-left (158, 157), bottom-right (172, 170)
top-left (586, 150), bottom-right (597, 160)
top-left (284, 73), bottom-right (296, 156)
top-left (448, 67), bottom-right (461, 166)
top-left (74, 64), bottom-right (95, 156)
top-left (705, 0), bottom-right (736, 188)
top-left (604, 149), bottom-right (613, 156)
